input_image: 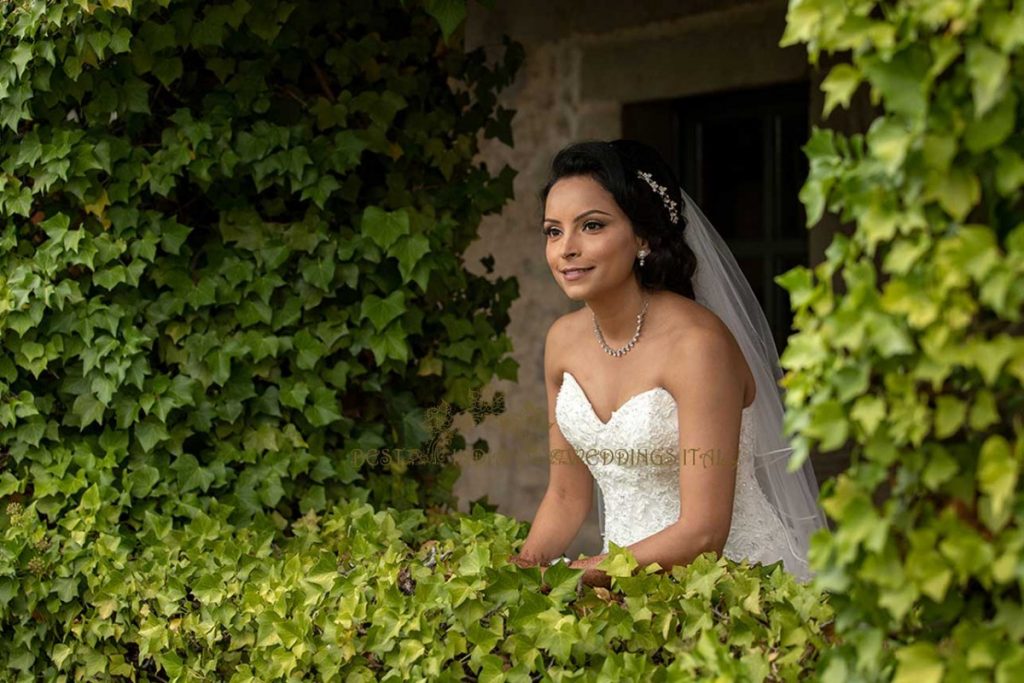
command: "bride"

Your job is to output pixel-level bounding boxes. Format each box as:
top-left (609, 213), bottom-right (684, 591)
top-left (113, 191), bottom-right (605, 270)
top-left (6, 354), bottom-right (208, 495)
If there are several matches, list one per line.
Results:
top-left (508, 140), bottom-right (830, 588)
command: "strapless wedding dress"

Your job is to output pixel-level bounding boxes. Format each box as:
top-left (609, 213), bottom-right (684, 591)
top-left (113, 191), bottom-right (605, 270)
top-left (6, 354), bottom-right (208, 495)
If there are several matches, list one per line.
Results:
top-left (555, 370), bottom-right (791, 570)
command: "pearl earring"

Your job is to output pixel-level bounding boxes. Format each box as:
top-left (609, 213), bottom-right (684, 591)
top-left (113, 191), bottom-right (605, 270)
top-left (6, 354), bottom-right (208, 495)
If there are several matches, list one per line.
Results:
top-left (638, 249), bottom-right (648, 267)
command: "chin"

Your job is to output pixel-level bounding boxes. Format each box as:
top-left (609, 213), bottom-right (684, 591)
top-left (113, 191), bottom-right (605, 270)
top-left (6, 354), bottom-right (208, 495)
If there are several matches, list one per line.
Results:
top-left (560, 285), bottom-right (588, 301)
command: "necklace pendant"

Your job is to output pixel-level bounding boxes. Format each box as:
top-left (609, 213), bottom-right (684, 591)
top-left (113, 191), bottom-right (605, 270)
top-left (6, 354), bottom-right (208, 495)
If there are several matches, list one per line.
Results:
top-left (593, 294), bottom-right (650, 358)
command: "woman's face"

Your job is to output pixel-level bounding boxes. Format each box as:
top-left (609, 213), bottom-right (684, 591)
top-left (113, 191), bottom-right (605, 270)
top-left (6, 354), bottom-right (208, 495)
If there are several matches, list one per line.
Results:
top-left (543, 175), bottom-right (643, 301)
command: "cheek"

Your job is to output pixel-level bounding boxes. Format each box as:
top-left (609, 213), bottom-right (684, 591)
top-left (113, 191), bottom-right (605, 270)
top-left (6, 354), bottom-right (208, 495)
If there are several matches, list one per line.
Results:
top-left (594, 239), bottom-right (629, 267)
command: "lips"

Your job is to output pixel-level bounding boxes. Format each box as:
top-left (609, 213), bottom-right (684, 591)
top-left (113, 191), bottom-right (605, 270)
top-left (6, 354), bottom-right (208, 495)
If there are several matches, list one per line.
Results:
top-left (562, 266), bottom-right (593, 281)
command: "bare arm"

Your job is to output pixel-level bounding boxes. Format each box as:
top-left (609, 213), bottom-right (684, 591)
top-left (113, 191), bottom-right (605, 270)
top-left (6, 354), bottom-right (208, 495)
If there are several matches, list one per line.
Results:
top-left (512, 316), bottom-right (594, 566)
top-left (569, 327), bottom-right (744, 587)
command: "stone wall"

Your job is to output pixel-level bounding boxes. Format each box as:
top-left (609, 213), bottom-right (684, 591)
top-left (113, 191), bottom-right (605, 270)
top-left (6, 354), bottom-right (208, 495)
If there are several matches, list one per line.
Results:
top-left (454, 0), bottom-right (858, 558)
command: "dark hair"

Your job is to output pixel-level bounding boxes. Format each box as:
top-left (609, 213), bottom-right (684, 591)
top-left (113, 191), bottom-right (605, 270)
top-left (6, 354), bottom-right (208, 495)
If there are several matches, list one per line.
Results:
top-left (539, 139), bottom-right (697, 300)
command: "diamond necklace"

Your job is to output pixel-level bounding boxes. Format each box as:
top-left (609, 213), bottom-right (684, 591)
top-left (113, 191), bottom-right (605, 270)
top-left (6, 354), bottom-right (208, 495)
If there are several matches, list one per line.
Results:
top-left (592, 294), bottom-right (650, 357)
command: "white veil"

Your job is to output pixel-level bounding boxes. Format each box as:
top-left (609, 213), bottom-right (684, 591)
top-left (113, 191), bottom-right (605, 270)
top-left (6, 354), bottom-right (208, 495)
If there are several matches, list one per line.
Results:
top-left (595, 187), bottom-right (831, 583)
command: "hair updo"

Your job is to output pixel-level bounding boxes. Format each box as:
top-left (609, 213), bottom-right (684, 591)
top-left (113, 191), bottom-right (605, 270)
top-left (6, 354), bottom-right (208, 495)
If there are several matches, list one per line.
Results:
top-left (539, 139), bottom-right (698, 300)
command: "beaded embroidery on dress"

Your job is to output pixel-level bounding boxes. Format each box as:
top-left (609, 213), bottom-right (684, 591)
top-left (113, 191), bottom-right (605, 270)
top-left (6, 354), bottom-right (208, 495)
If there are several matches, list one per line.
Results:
top-left (555, 370), bottom-right (790, 570)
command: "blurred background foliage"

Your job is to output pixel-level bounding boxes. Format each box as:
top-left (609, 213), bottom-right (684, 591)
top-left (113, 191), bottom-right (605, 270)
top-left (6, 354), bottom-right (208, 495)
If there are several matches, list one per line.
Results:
top-left (779, 0), bottom-right (1024, 680)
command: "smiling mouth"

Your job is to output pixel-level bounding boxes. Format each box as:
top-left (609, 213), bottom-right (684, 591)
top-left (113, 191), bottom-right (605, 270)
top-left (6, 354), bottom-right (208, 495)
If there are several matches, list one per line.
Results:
top-left (562, 267), bottom-right (594, 274)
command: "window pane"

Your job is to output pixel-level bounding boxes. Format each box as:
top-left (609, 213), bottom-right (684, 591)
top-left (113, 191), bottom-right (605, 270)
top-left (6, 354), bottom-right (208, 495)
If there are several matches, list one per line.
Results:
top-left (699, 118), bottom-right (764, 242)
top-left (778, 109), bottom-right (809, 240)
top-left (736, 256), bottom-right (766, 310)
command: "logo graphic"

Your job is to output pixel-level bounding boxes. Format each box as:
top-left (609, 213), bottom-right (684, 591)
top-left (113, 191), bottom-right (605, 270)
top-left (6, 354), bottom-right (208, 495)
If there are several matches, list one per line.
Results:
top-left (357, 388), bottom-right (510, 466)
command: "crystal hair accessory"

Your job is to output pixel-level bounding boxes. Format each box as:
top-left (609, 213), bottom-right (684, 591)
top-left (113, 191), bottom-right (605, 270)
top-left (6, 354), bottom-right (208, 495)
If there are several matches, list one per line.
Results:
top-left (636, 170), bottom-right (680, 224)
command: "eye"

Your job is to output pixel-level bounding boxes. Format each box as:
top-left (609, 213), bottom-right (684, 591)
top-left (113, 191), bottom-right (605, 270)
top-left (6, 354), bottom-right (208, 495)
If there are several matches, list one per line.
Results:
top-left (582, 220), bottom-right (604, 231)
top-left (542, 226), bottom-right (560, 237)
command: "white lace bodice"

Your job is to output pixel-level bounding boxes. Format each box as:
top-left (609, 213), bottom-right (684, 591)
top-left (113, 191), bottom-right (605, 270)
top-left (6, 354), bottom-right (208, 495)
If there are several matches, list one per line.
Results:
top-left (555, 370), bottom-right (789, 567)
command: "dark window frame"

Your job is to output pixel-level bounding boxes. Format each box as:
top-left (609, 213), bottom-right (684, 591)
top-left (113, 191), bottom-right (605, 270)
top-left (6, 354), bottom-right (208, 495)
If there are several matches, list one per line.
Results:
top-left (624, 81), bottom-right (811, 353)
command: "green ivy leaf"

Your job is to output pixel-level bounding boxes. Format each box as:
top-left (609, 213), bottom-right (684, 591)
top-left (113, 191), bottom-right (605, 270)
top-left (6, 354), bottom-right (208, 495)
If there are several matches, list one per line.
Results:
top-left (72, 393), bottom-right (106, 429)
top-left (300, 254), bottom-right (336, 292)
top-left (279, 379), bottom-right (310, 409)
top-left (294, 330), bottom-right (326, 370)
top-left (963, 89), bottom-right (1016, 153)
top-left (805, 399), bottom-right (850, 451)
top-left (457, 544), bottom-right (489, 576)
top-left (160, 221), bottom-right (192, 255)
top-left (300, 173), bottom-right (340, 209)
top-left (423, 0), bottom-right (466, 42)
top-left (892, 642), bottom-right (944, 683)
top-left (600, 542), bottom-right (639, 578)
top-left (0, 472), bottom-right (22, 497)
top-left (136, 418), bottom-right (170, 453)
top-left (306, 386), bottom-right (342, 427)
top-left (10, 44), bottom-right (33, 79)
top-left (775, 265), bottom-right (814, 308)
top-left (172, 453), bottom-right (216, 493)
top-left (821, 64), bottom-right (863, 117)
top-left (867, 117), bottom-right (912, 175)
top-left (361, 290), bottom-right (406, 332)
top-left (126, 464), bottom-right (161, 497)
top-left (968, 390), bottom-right (999, 430)
top-left (370, 322), bottom-right (410, 364)
top-left (977, 435), bottom-right (1017, 525)
top-left (153, 56), bottom-right (184, 88)
top-left (361, 206), bottom-right (410, 251)
top-left (994, 148), bottom-right (1024, 196)
top-left (389, 234), bottom-right (431, 285)
top-left (922, 445), bottom-right (958, 490)
top-left (966, 39), bottom-right (1008, 117)
top-left (932, 396), bottom-right (966, 438)
top-left (861, 46), bottom-right (930, 120)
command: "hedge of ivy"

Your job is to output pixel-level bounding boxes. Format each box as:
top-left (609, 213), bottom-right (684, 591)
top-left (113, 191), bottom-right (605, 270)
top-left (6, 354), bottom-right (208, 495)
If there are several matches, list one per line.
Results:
top-left (780, 1), bottom-right (1024, 681)
top-left (0, 0), bottom-right (524, 524)
top-left (4, 496), bottom-right (833, 680)
top-left (0, 0), bottom-right (531, 676)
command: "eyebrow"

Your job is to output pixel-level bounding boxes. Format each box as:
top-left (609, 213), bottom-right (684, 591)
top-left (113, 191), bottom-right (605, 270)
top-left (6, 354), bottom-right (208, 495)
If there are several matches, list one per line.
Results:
top-left (542, 209), bottom-right (613, 225)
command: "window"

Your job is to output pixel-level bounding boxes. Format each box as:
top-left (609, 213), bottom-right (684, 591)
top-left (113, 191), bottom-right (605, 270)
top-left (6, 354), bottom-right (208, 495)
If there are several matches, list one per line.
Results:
top-left (623, 82), bottom-right (810, 354)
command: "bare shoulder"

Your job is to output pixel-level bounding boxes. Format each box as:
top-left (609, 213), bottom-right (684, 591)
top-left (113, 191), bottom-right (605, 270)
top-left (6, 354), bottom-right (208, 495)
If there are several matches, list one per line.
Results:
top-left (544, 310), bottom-right (581, 382)
top-left (655, 292), bottom-right (717, 335)
top-left (545, 309), bottom-right (582, 349)
top-left (657, 294), bottom-right (756, 407)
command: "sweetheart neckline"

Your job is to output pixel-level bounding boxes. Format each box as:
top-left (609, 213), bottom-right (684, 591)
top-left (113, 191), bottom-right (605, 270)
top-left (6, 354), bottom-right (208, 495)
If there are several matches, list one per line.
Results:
top-left (559, 370), bottom-right (673, 427)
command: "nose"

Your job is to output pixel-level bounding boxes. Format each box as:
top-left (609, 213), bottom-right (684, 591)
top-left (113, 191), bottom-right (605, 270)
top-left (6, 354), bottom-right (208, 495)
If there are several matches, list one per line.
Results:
top-left (561, 230), bottom-right (580, 259)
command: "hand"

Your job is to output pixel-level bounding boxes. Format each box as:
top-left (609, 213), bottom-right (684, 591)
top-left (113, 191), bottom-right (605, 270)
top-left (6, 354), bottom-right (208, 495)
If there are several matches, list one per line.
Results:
top-left (507, 553), bottom-right (541, 569)
top-left (567, 556), bottom-right (612, 588)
